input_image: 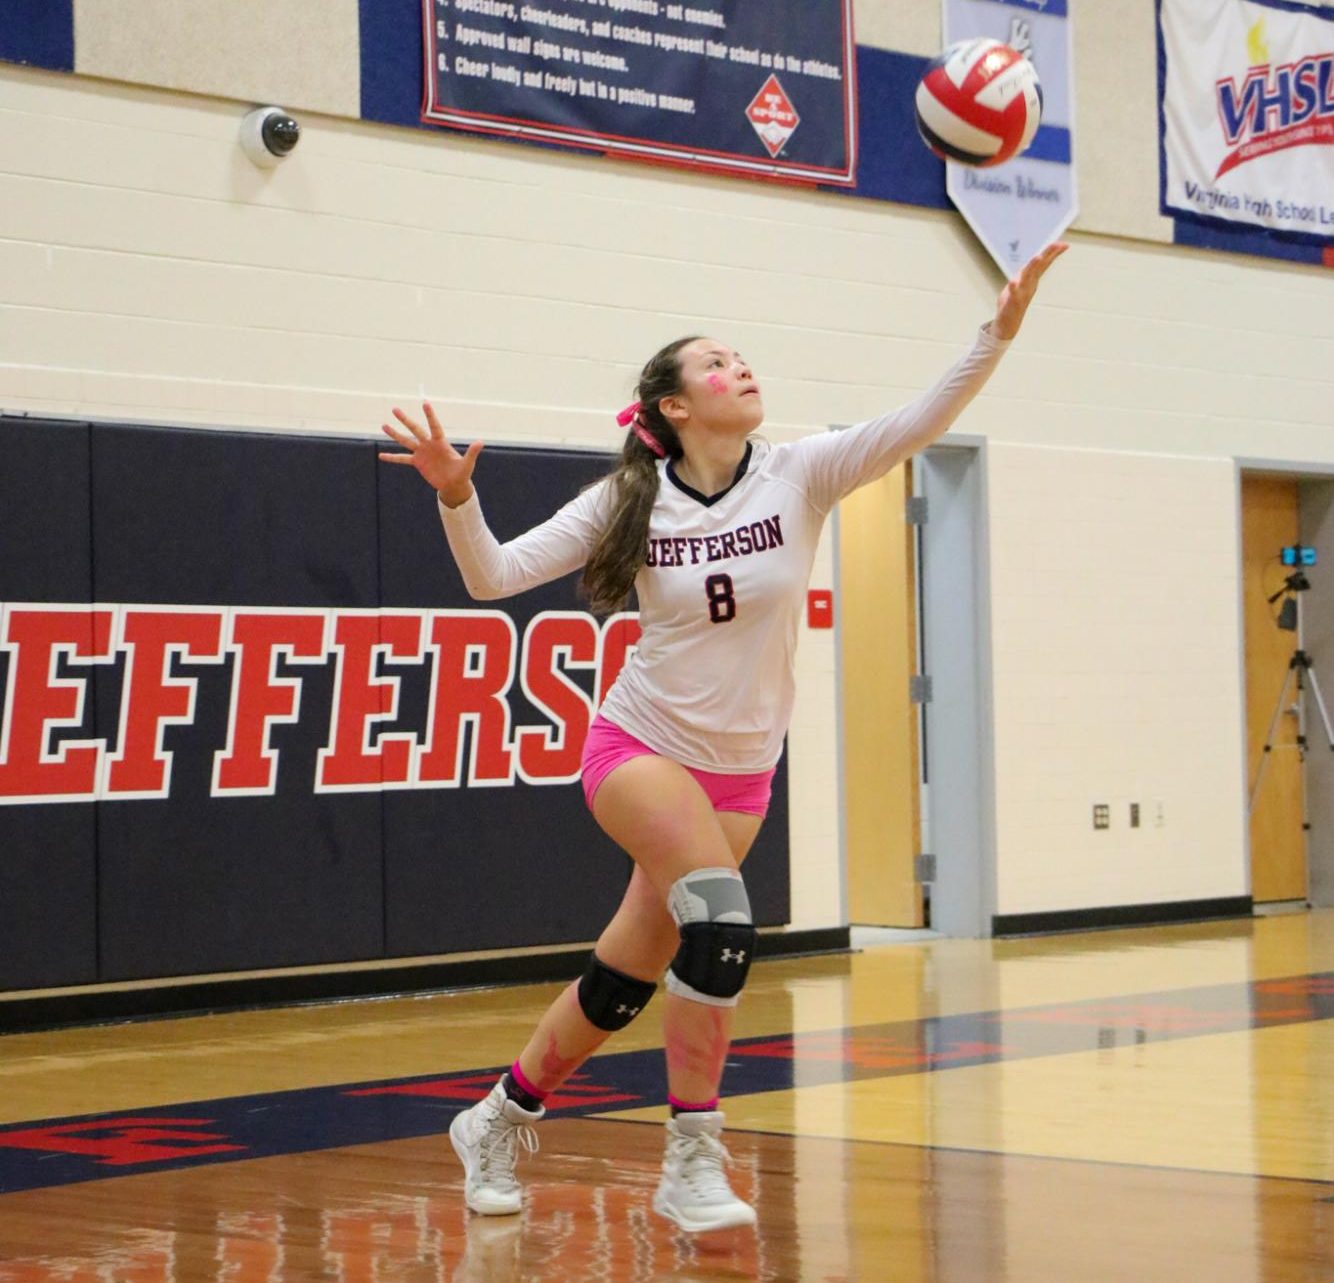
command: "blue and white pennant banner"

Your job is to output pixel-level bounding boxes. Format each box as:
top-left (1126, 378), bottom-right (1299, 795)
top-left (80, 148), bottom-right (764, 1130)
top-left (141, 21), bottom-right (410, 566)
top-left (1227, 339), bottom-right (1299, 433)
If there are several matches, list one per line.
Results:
top-left (942, 0), bottom-right (1078, 275)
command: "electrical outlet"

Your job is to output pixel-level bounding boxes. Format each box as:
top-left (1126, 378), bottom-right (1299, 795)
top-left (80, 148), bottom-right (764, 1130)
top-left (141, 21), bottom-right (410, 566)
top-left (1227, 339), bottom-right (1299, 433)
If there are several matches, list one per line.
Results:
top-left (1130, 803), bottom-right (1140, 828)
top-left (1154, 802), bottom-right (1165, 828)
top-left (1093, 804), bottom-right (1110, 830)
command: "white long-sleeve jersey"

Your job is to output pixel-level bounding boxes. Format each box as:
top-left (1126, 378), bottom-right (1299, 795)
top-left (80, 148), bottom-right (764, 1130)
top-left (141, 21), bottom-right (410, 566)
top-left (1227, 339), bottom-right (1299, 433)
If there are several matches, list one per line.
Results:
top-left (439, 326), bottom-right (1009, 772)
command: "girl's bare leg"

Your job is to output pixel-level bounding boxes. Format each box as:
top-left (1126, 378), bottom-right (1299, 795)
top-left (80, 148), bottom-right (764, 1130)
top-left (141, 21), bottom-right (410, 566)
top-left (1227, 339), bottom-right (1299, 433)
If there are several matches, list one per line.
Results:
top-left (512, 759), bottom-right (761, 1103)
top-left (654, 812), bottom-right (761, 1105)
top-left (452, 756), bottom-right (762, 1223)
top-left (510, 865), bottom-right (678, 1093)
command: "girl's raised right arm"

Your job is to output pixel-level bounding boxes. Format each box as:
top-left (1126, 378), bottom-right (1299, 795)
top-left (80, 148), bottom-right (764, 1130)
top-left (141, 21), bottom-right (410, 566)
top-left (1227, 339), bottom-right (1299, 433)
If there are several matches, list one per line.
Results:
top-left (380, 402), bottom-right (608, 601)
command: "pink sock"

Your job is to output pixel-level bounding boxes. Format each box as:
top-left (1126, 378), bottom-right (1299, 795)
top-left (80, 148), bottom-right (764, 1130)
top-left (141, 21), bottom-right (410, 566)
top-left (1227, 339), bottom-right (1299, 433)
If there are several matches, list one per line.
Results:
top-left (508, 1060), bottom-right (548, 1102)
top-left (668, 1092), bottom-right (719, 1114)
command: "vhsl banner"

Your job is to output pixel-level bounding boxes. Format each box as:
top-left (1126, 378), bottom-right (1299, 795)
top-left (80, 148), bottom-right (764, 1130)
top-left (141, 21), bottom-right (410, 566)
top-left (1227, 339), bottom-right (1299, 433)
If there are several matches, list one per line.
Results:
top-left (1159, 0), bottom-right (1334, 242)
top-left (943, 0), bottom-right (1078, 276)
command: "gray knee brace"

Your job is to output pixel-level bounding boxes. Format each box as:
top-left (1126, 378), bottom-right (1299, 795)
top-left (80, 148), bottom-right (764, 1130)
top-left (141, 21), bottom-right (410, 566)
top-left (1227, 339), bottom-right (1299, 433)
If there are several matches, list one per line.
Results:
top-left (577, 954), bottom-right (657, 1031)
top-left (665, 867), bottom-right (756, 1007)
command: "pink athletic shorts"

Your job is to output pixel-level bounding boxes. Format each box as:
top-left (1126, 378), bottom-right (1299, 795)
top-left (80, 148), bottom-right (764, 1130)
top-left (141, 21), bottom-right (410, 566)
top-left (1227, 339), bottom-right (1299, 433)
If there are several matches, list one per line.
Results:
top-left (580, 714), bottom-right (775, 818)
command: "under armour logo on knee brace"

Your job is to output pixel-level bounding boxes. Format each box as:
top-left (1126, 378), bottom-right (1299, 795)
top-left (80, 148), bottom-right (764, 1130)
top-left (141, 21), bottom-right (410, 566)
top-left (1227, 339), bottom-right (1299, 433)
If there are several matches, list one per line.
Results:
top-left (720, 949), bottom-right (746, 964)
top-left (615, 1004), bottom-right (640, 1017)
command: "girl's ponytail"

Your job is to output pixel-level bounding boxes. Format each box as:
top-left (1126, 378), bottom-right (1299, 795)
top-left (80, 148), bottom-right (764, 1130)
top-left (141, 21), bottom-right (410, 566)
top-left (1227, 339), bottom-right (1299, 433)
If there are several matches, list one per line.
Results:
top-left (581, 336), bottom-right (699, 615)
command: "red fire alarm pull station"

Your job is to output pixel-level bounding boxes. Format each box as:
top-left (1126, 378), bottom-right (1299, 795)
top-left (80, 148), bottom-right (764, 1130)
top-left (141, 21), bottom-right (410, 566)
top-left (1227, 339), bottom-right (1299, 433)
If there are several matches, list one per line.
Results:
top-left (807, 590), bottom-right (833, 629)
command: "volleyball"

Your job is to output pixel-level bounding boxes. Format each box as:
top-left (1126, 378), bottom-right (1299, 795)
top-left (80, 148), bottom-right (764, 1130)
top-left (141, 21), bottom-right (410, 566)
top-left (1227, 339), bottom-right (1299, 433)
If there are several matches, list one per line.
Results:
top-left (914, 38), bottom-right (1043, 168)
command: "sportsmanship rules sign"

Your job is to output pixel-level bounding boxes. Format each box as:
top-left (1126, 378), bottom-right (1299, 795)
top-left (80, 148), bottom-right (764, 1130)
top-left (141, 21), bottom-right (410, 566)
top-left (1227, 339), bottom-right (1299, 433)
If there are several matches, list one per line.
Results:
top-left (1159, 0), bottom-right (1334, 242)
top-left (421, 0), bottom-right (857, 184)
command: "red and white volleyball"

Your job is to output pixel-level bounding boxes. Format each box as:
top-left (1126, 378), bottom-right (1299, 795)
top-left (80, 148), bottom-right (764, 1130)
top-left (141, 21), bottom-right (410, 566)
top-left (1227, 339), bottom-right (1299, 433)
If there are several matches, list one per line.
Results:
top-left (914, 38), bottom-right (1043, 168)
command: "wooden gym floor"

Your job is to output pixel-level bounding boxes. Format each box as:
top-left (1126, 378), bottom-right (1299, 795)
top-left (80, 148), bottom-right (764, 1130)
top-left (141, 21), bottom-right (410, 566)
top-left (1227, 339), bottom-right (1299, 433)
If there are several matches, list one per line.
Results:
top-left (0, 910), bottom-right (1330, 1281)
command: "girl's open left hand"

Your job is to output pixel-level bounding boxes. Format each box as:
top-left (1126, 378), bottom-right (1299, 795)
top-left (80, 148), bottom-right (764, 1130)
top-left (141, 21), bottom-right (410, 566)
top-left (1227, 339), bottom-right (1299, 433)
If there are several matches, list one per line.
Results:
top-left (991, 241), bottom-right (1068, 341)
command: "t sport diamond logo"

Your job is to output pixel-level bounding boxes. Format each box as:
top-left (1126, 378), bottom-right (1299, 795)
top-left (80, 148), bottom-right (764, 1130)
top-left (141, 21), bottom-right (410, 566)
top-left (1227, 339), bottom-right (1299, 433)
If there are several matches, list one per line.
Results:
top-left (746, 74), bottom-right (799, 157)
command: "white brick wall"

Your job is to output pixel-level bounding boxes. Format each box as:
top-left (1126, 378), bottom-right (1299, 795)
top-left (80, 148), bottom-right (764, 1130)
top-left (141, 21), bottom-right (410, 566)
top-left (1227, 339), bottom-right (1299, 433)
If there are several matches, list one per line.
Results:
top-left (986, 446), bottom-right (1248, 914)
top-left (2, 62), bottom-right (1332, 928)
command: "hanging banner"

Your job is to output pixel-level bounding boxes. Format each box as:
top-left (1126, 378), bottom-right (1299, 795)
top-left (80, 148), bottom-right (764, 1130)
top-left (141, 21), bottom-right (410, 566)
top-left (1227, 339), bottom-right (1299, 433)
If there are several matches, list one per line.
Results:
top-left (1159, 0), bottom-right (1334, 242)
top-left (420, 0), bottom-right (857, 185)
top-left (942, 0), bottom-right (1078, 275)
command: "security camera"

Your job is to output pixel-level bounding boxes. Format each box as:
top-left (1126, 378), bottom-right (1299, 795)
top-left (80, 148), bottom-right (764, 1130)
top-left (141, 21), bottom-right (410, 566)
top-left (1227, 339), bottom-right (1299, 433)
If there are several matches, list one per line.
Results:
top-left (239, 106), bottom-right (300, 167)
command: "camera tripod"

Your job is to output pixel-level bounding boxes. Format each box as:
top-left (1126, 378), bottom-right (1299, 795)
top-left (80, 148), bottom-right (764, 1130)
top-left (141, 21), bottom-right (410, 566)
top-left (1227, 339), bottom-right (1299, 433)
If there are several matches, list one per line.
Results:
top-left (1249, 571), bottom-right (1334, 816)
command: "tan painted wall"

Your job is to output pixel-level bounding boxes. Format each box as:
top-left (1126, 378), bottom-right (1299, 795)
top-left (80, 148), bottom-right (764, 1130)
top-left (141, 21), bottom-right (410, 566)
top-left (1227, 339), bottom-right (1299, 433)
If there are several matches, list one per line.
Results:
top-left (74, 0), bottom-right (362, 118)
top-left (838, 464), bottom-right (922, 927)
top-left (986, 446), bottom-right (1248, 915)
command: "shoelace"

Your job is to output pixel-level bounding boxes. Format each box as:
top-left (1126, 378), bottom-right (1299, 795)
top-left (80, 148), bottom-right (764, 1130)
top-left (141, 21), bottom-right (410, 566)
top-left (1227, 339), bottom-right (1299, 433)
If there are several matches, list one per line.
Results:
top-left (478, 1114), bottom-right (539, 1190)
top-left (675, 1132), bottom-right (734, 1199)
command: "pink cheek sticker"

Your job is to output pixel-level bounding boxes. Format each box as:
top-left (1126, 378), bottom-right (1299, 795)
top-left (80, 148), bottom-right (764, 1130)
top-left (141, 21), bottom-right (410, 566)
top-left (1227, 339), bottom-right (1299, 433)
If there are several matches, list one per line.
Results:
top-left (707, 374), bottom-right (727, 394)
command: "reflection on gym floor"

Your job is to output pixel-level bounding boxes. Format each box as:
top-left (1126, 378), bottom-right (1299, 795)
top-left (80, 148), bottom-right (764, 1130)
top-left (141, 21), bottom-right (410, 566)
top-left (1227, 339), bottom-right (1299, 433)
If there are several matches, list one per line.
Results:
top-left (1, 911), bottom-right (1331, 1281)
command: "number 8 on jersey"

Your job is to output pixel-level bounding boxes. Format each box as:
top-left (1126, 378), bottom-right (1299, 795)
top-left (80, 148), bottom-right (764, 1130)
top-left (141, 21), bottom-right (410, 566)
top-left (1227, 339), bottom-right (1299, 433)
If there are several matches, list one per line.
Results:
top-left (705, 574), bottom-right (736, 624)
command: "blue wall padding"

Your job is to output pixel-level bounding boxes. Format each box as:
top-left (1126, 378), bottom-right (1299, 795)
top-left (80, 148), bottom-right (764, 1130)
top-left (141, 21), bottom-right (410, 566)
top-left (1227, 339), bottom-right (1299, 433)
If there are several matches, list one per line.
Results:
top-left (0, 0), bottom-right (74, 72)
top-left (1173, 215), bottom-right (1325, 266)
top-left (1026, 125), bottom-right (1071, 165)
top-left (0, 419), bottom-right (96, 989)
top-left (359, 0), bottom-right (426, 129)
top-left (0, 414), bottom-right (792, 988)
top-left (376, 446), bottom-right (631, 957)
top-left (90, 425), bottom-right (387, 981)
top-left (825, 46), bottom-right (949, 211)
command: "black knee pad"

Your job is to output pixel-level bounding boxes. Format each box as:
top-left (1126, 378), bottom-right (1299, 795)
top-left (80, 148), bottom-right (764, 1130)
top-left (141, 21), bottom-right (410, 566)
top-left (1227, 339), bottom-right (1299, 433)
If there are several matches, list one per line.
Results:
top-left (664, 867), bottom-right (756, 1006)
top-left (668, 921), bottom-right (757, 1004)
top-left (576, 954), bottom-right (657, 1031)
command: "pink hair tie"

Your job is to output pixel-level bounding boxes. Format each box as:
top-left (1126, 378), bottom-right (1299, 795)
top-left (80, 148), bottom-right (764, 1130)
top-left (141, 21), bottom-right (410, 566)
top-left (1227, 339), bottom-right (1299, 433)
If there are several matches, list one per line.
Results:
top-left (617, 400), bottom-right (667, 459)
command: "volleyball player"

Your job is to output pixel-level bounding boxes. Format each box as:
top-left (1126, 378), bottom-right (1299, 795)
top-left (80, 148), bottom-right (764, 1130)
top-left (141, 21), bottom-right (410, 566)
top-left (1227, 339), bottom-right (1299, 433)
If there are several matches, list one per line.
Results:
top-left (378, 241), bottom-right (1067, 1232)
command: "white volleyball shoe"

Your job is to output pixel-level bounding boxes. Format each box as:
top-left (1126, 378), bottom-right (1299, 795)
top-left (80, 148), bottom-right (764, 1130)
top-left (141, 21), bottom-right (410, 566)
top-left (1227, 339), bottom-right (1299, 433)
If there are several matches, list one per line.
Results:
top-left (652, 1110), bottom-right (757, 1233)
top-left (449, 1080), bottom-right (543, 1216)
